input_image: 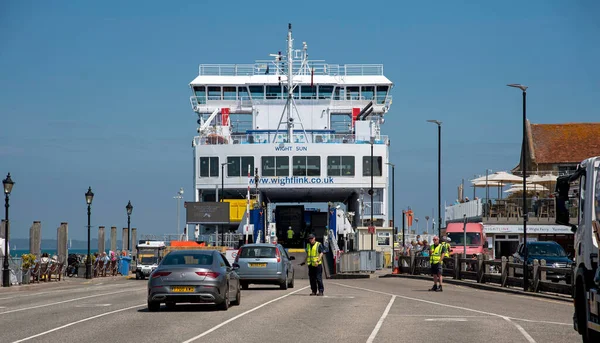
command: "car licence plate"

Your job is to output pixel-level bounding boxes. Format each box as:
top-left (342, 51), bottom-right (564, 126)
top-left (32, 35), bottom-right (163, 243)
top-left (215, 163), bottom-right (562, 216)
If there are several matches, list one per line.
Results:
top-left (249, 263), bottom-right (267, 268)
top-left (171, 286), bottom-right (195, 292)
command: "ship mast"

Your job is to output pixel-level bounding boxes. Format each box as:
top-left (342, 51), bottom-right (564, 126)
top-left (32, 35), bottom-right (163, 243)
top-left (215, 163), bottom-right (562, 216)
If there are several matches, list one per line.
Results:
top-left (286, 23), bottom-right (293, 140)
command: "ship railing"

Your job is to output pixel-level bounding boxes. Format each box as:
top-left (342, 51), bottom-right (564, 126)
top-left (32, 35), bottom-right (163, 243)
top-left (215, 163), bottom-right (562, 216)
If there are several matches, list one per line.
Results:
top-left (362, 201), bottom-right (385, 216)
top-left (193, 132), bottom-right (389, 146)
top-left (198, 62), bottom-right (384, 76)
top-left (191, 95), bottom-right (392, 112)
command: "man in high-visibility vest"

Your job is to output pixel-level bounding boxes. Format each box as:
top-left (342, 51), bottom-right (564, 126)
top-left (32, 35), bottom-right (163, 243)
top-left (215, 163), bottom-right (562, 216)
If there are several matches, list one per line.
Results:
top-left (301, 233), bottom-right (324, 296)
top-left (287, 226), bottom-right (294, 243)
top-left (429, 236), bottom-right (447, 292)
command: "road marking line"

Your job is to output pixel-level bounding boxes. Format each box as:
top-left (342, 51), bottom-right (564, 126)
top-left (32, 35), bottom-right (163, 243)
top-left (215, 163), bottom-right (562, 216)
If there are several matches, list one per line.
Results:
top-left (508, 317), bottom-right (571, 326)
top-left (11, 304), bottom-right (145, 343)
top-left (0, 287), bottom-right (145, 314)
top-left (181, 286), bottom-right (310, 343)
top-left (74, 304), bottom-right (111, 308)
top-left (333, 282), bottom-right (537, 343)
top-left (366, 295), bottom-right (395, 343)
top-left (425, 318), bottom-right (468, 322)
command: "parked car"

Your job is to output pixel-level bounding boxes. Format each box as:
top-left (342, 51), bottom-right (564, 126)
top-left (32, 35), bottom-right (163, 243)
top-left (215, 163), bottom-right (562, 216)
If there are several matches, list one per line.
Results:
top-left (147, 250), bottom-right (240, 312)
top-left (512, 241), bottom-right (573, 284)
top-left (233, 243), bottom-right (295, 290)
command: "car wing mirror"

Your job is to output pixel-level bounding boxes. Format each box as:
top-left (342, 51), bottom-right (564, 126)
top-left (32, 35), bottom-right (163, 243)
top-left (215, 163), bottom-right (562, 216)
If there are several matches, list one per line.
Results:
top-left (232, 263), bottom-right (240, 270)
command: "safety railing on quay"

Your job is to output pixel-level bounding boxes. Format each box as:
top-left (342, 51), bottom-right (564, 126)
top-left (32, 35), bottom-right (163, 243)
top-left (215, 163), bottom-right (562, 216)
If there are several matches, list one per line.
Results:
top-left (395, 252), bottom-right (573, 296)
top-left (337, 250), bottom-right (381, 273)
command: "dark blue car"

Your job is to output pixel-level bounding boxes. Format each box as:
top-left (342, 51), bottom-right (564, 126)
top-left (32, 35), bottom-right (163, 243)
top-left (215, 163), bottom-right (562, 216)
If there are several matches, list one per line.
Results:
top-left (512, 241), bottom-right (573, 283)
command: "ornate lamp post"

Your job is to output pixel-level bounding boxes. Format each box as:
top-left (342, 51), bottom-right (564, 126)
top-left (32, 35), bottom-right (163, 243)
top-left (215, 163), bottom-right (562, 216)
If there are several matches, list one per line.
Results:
top-left (3, 173), bottom-right (14, 287)
top-left (126, 200), bottom-right (133, 251)
top-left (85, 187), bottom-right (94, 279)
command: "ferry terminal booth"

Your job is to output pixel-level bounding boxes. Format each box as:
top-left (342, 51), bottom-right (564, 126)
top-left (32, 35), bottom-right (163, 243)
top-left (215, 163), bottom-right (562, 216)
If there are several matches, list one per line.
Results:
top-left (484, 224), bottom-right (574, 259)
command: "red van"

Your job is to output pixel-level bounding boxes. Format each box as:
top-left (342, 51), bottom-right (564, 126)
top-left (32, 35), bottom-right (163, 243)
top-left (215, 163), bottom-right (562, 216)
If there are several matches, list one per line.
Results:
top-left (445, 222), bottom-right (487, 256)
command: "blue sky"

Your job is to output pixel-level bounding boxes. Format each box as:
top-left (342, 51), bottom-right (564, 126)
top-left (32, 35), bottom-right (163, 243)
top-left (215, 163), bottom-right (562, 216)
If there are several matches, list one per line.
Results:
top-left (1, 1), bottom-right (598, 239)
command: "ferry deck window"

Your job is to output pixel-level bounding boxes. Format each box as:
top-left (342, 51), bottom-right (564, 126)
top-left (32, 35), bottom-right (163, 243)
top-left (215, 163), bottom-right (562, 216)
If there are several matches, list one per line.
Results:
top-left (293, 156), bottom-right (321, 176)
top-left (200, 157), bottom-right (219, 177)
top-left (227, 156), bottom-right (254, 177)
top-left (327, 156), bottom-right (355, 176)
top-left (361, 86), bottom-right (375, 101)
top-left (376, 86), bottom-right (389, 104)
top-left (346, 87), bottom-right (360, 100)
top-left (266, 85), bottom-right (282, 99)
top-left (363, 156), bottom-right (382, 176)
top-left (193, 86), bottom-right (206, 104)
top-left (262, 156), bottom-right (289, 176)
top-left (318, 86), bottom-right (333, 99)
top-left (238, 86), bottom-right (249, 101)
top-left (300, 86), bottom-right (316, 99)
top-left (249, 86), bottom-right (265, 100)
top-left (223, 87), bottom-right (236, 100)
top-left (208, 87), bottom-right (221, 100)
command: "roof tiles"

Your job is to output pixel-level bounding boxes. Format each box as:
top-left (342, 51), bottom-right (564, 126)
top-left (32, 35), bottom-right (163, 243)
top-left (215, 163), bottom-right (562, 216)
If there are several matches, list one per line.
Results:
top-left (531, 123), bottom-right (600, 164)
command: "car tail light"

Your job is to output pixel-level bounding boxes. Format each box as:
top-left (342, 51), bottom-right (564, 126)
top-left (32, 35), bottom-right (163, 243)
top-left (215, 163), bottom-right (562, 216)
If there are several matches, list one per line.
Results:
top-left (196, 271), bottom-right (220, 278)
top-left (276, 248), bottom-right (281, 263)
top-left (234, 248), bottom-right (242, 263)
top-left (151, 271), bottom-right (171, 278)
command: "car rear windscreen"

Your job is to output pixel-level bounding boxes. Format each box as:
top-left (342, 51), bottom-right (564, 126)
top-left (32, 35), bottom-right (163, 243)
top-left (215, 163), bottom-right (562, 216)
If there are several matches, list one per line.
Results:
top-left (240, 247), bottom-right (276, 258)
top-left (161, 253), bottom-right (213, 266)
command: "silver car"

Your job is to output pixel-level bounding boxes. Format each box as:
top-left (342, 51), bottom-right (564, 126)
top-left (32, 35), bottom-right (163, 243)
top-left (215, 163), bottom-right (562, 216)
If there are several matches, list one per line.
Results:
top-left (233, 243), bottom-right (295, 290)
top-left (147, 250), bottom-right (240, 311)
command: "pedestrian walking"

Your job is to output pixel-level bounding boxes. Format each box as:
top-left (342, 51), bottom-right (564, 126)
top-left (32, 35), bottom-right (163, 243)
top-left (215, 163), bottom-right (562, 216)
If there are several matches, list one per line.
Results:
top-left (429, 236), bottom-right (447, 292)
top-left (301, 233), bottom-right (324, 296)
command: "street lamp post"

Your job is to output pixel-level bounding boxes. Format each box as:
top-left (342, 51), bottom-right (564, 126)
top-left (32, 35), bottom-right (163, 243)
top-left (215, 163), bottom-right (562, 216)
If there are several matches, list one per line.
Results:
top-left (174, 188), bottom-right (184, 239)
top-left (427, 120), bottom-right (442, 237)
top-left (84, 187), bottom-right (94, 279)
top-left (386, 163), bottom-right (395, 270)
top-left (3, 173), bottom-right (14, 287)
top-left (126, 200), bottom-right (133, 252)
top-left (508, 83), bottom-right (529, 291)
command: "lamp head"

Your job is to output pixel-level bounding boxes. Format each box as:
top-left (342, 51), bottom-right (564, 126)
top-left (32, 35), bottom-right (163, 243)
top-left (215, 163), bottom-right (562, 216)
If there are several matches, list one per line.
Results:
top-left (85, 187), bottom-right (94, 205)
top-left (426, 119), bottom-right (442, 126)
top-left (3, 173), bottom-right (14, 195)
top-left (126, 200), bottom-right (133, 215)
top-left (507, 84), bottom-right (528, 92)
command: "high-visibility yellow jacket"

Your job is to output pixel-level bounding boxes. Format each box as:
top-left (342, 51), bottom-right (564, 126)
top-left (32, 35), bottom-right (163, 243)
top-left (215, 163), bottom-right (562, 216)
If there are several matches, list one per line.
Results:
top-left (306, 242), bottom-right (322, 267)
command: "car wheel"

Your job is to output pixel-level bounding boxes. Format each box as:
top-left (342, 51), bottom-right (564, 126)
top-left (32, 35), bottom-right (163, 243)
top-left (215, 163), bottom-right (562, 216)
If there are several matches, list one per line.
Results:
top-left (288, 271), bottom-right (295, 288)
top-left (135, 272), bottom-right (140, 280)
top-left (148, 301), bottom-right (160, 312)
top-left (217, 285), bottom-right (230, 311)
top-left (240, 281), bottom-right (249, 290)
top-left (231, 285), bottom-right (241, 306)
top-left (166, 302), bottom-right (176, 310)
top-left (280, 273), bottom-right (288, 290)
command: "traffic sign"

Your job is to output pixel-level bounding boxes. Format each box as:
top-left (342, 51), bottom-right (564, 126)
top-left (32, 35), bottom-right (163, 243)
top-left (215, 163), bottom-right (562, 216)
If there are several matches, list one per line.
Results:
top-left (368, 226), bottom-right (376, 234)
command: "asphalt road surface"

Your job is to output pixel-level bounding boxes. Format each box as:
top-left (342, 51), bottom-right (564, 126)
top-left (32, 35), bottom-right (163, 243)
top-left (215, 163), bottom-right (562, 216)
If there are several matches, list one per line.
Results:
top-left (0, 275), bottom-right (579, 343)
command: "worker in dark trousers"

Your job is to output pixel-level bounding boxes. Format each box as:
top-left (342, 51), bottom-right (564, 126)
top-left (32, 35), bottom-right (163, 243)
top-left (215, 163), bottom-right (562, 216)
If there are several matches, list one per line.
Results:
top-left (301, 234), bottom-right (324, 296)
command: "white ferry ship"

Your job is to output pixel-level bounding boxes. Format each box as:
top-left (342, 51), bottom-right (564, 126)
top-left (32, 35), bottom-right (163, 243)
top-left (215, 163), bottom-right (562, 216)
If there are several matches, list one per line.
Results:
top-left (188, 24), bottom-right (393, 247)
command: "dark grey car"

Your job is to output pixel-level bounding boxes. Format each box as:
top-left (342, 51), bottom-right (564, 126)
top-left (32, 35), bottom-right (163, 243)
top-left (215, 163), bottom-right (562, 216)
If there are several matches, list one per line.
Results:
top-left (233, 243), bottom-right (295, 290)
top-left (147, 250), bottom-right (240, 311)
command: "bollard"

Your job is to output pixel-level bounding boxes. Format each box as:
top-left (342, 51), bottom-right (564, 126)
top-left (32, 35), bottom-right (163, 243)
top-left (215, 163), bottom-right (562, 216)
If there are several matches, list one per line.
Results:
top-left (533, 259), bottom-right (539, 292)
top-left (454, 254), bottom-right (460, 280)
top-left (501, 256), bottom-right (508, 287)
top-left (477, 254), bottom-right (484, 283)
top-left (540, 259), bottom-right (546, 282)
